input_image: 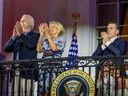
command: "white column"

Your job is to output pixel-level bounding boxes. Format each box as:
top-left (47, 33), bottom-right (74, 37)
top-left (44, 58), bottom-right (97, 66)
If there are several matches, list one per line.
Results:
top-left (0, 0), bottom-right (3, 51)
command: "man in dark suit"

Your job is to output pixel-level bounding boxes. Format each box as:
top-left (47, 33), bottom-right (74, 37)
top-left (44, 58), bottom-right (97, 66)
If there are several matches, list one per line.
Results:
top-left (93, 23), bottom-right (127, 57)
top-left (4, 14), bottom-right (39, 96)
top-left (92, 22), bottom-right (127, 96)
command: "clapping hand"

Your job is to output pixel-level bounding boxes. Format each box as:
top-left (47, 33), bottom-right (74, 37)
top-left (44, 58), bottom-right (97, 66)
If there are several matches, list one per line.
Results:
top-left (101, 31), bottom-right (110, 44)
top-left (12, 21), bottom-right (22, 38)
top-left (38, 23), bottom-right (49, 36)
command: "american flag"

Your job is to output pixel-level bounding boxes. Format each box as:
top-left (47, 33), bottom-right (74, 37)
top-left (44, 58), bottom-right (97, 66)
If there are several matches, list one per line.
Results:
top-left (67, 34), bottom-right (78, 68)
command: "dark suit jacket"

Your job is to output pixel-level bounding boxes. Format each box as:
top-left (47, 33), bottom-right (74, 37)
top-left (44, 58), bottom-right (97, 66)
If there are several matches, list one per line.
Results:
top-left (0, 53), bottom-right (5, 70)
top-left (92, 38), bottom-right (127, 77)
top-left (92, 38), bottom-right (127, 57)
top-left (4, 31), bottom-right (39, 80)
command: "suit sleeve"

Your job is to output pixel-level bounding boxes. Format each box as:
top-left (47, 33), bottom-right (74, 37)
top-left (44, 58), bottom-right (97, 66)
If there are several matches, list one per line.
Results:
top-left (19, 33), bottom-right (39, 49)
top-left (4, 38), bottom-right (15, 52)
top-left (107, 40), bottom-right (127, 55)
top-left (92, 43), bottom-right (104, 57)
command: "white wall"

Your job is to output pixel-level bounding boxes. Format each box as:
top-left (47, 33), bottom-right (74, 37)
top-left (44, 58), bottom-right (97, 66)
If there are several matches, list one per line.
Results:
top-left (62, 25), bottom-right (96, 57)
top-left (0, 0), bottom-right (3, 51)
top-left (62, 0), bottom-right (97, 57)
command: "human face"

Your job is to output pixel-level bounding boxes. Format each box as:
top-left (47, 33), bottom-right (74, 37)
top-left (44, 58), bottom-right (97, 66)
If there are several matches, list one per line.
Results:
top-left (107, 23), bottom-right (118, 39)
top-left (49, 23), bottom-right (60, 38)
top-left (20, 15), bottom-right (31, 30)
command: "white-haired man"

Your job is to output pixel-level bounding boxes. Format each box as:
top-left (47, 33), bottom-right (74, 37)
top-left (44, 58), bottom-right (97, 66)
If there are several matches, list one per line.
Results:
top-left (4, 14), bottom-right (39, 96)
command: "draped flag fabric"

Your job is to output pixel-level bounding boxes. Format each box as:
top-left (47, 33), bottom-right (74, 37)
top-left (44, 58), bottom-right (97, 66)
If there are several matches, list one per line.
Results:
top-left (67, 34), bottom-right (78, 68)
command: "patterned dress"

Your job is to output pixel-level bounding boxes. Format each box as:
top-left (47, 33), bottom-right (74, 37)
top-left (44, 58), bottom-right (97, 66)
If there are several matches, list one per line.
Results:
top-left (37, 36), bottom-right (66, 95)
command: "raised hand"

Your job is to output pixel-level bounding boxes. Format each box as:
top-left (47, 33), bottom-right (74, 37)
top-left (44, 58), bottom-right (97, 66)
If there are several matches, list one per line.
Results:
top-left (38, 23), bottom-right (49, 36)
top-left (101, 31), bottom-right (110, 44)
top-left (15, 21), bottom-right (22, 36)
top-left (12, 25), bottom-right (17, 38)
top-left (38, 23), bottom-right (44, 36)
top-left (12, 21), bottom-right (22, 38)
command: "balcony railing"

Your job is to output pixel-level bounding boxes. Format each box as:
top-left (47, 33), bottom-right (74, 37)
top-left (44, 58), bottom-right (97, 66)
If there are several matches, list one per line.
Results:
top-left (0, 56), bottom-right (128, 96)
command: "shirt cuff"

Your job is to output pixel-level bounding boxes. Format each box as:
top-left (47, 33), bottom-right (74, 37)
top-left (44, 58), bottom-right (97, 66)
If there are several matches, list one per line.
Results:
top-left (11, 36), bottom-right (16, 40)
top-left (105, 40), bottom-right (112, 47)
top-left (101, 44), bottom-right (106, 50)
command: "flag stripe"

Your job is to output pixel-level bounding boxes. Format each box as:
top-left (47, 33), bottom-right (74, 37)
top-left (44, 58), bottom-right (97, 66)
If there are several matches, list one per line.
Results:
top-left (67, 34), bottom-right (78, 68)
